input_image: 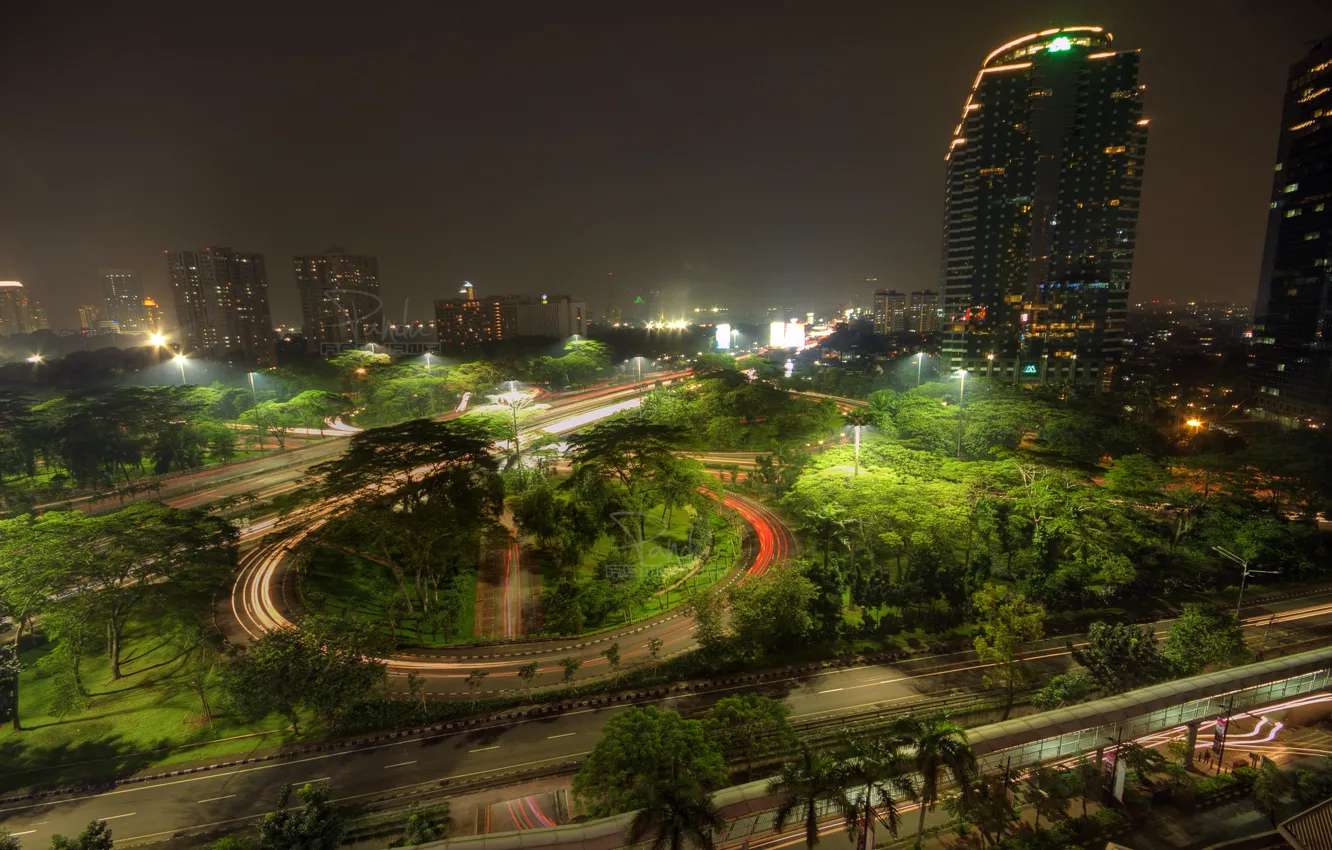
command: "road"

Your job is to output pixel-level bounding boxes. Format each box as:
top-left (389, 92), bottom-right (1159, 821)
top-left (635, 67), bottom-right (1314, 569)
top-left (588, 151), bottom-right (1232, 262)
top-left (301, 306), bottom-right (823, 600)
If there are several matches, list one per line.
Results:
top-left (6, 586), bottom-right (1332, 845)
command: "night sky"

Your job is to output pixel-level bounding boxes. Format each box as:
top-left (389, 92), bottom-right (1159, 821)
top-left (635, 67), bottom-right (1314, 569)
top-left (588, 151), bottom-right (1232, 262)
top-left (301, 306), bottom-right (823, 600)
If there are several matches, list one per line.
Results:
top-left (2, 1), bottom-right (1330, 328)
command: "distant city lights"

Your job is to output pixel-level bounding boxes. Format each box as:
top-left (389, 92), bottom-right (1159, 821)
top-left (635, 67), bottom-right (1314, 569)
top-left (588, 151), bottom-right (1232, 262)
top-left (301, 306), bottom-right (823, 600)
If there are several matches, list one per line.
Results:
top-left (783, 321), bottom-right (806, 349)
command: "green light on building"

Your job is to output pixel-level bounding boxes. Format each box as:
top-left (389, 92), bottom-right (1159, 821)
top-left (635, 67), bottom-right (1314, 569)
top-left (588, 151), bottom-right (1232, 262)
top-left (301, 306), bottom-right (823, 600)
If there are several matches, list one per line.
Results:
top-left (1048, 36), bottom-right (1073, 52)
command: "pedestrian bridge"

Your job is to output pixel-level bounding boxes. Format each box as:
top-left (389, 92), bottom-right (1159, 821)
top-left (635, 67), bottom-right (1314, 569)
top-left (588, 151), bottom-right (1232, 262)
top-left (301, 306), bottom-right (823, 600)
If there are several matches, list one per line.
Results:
top-left (425, 645), bottom-right (1332, 850)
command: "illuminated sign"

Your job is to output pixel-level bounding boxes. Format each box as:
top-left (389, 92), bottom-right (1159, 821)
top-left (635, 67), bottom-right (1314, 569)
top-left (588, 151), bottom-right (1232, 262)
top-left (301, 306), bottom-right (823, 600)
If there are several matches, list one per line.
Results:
top-left (715, 323), bottom-right (732, 350)
top-left (1048, 36), bottom-right (1073, 52)
top-left (1022, 363), bottom-right (1039, 376)
top-left (770, 321), bottom-right (787, 347)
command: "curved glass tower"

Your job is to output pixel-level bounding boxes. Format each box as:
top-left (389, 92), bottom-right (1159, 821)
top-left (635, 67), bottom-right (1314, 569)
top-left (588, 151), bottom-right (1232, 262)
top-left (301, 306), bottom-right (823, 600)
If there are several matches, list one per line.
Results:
top-left (941, 27), bottom-right (1148, 386)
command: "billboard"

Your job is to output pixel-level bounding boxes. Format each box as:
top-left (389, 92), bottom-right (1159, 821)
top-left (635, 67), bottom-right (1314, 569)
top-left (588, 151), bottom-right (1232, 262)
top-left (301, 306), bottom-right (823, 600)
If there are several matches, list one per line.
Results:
top-left (715, 323), bottom-right (732, 350)
top-left (770, 321), bottom-right (787, 347)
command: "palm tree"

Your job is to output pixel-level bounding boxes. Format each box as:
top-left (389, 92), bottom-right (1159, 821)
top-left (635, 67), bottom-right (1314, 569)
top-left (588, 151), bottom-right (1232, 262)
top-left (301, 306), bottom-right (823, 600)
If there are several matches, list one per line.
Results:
top-left (894, 715), bottom-right (977, 848)
top-left (769, 744), bottom-right (849, 849)
top-left (834, 734), bottom-right (917, 847)
top-left (626, 767), bottom-right (726, 850)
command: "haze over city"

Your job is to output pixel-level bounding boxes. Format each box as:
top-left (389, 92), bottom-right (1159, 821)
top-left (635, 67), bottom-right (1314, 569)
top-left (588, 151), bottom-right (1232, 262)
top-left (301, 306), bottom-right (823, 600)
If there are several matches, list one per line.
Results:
top-left (2, 1), bottom-right (1330, 326)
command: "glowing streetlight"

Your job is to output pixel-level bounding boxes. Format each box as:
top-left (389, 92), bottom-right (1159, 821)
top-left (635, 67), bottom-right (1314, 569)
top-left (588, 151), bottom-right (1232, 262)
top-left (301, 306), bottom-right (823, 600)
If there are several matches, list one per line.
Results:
top-left (1186, 418), bottom-right (1203, 429)
top-left (490, 382), bottom-right (538, 455)
top-left (844, 411), bottom-right (870, 476)
top-left (424, 352), bottom-right (433, 371)
top-left (148, 332), bottom-right (167, 348)
top-left (355, 367), bottom-right (367, 375)
top-left (954, 368), bottom-right (969, 459)
top-left (916, 352), bottom-right (924, 387)
top-left (173, 353), bottom-right (188, 385)
top-left (26, 354), bottom-right (43, 364)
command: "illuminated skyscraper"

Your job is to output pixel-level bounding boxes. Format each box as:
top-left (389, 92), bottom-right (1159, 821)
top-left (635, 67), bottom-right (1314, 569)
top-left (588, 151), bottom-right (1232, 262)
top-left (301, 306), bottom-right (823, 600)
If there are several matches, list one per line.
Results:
top-left (166, 247), bottom-right (275, 366)
top-left (294, 248), bottom-right (382, 353)
top-left (1249, 33), bottom-right (1332, 426)
top-left (100, 269), bottom-right (148, 331)
top-left (78, 304), bottom-right (101, 330)
top-left (942, 27), bottom-right (1148, 386)
top-left (0, 282), bottom-right (33, 336)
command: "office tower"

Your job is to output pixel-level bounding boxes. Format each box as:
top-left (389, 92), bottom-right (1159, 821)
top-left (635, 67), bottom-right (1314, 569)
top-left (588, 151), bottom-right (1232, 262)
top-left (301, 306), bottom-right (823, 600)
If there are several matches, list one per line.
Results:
top-left (434, 284), bottom-right (587, 350)
top-left (942, 27), bottom-right (1148, 386)
top-left (78, 304), bottom-right (101, 330)
top-left (1249, 33), bottom-right (1332, 426)
top-left (873, 290), bottom-right (909, 334)
top-left (0, 281), bottom-right (33, 336)
top-left (166, 247), bottom-right (275, 366)
top-left (28, 302), bottom-right (49, 331)
top-left (100, 269), bottom-right (148, 331)
top-left (294, 248), bottom-right (382, 353)
top-left (141, 297), bottom-right (166, 333)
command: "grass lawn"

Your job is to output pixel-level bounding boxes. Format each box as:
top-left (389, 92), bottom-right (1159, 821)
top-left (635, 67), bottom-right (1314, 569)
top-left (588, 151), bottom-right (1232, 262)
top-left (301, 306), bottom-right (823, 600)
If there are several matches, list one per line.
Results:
top-left (301, 549), bottom-right (477, 648)
top-left (0, 616), bottom-right (307, 794)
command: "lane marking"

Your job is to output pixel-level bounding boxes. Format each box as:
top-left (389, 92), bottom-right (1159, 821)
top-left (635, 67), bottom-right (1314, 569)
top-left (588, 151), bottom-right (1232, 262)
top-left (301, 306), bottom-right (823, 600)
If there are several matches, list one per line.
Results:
top-left (8, 832), bottom-right (36, 838)
top-left (547, 732), bottom-right (576, 739)
top-left (469, 746), bottom-right (500, 753)
top-left (818, 687), bottom-right (844, 694)
top-left (384, 761), bottom-right (418, 769)
top-left (197, 795), bottom-right (236, 804)
top-left (299, 777), bottom-right (330, 784)
top-left (101, 813), bottom-right (136, 821)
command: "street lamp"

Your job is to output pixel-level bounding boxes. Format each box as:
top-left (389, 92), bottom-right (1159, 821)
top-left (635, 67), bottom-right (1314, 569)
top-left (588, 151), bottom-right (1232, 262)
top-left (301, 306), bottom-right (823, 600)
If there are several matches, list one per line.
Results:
top-left (1186, 418), bottom-right (1203, 430)
top-left (25, 354), bottom-right (42, 364)
top-left (490, 382), bottom-right (538, 456)
top-left (173, 353), bottom-right (188, 385)
top-left (844, 411), bottom-right (869, 476)
top-left (986, 352), bottom-right (995, 378)
top-left (916, 352), bottom-right (924, 387)
top-left (148, 332), bottom-right (167, 348)
top-left (424, 352), bottom-right (433, 371)
top-left (1214, 546), bottom-right (1278, 619)
top-left (248, 371), bottom-right (265, 446)
top-left (954, 368), bottom-right (969, 459)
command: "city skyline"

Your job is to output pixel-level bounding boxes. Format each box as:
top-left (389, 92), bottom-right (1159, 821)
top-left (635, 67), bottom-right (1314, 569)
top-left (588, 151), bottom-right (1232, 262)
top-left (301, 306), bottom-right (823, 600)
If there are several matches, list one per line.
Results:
top-left (1, 2), bottom-right (1331, 330)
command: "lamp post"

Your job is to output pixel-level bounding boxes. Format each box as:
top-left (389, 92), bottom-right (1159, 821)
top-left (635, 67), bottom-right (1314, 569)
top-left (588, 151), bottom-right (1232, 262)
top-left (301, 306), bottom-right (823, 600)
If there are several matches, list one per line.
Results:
top-left (844, 411), bottom-right (869, 477)
top-left (916, 352), bottom-right (924, 387)
top-left (490, 382), bottom-right (538, 456)
top-left (173, 354), bottom-right (188, 386)
top-left (987, 352), bottom-right (995, 378)
top-left (1069, 353), bottom-right (1078, 388)
top-left (248, 371), bottom-right (265, 447)
top-left (954, 368), bottom-right (969, 459)
top-left (1213, 546), bottom-right (1278, 619)
top-left (424, 352), bottom-right (433, 371)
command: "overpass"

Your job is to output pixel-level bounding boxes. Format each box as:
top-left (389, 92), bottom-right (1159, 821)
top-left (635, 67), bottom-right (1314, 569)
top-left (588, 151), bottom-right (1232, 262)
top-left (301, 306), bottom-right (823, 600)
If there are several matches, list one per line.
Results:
top-left (421, 645), bottom-right (1332, 850)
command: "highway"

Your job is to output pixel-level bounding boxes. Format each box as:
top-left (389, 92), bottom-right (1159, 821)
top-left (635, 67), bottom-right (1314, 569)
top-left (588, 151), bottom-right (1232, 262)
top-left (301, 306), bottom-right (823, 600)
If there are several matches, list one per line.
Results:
top-left (6, 585), bottom-right (1332, 845)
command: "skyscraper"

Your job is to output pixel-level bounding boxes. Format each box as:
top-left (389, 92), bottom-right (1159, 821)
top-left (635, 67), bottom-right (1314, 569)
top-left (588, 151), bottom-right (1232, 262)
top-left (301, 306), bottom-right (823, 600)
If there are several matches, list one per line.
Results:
top-left (872, 290), bottom-right (908, 334)
top-left (166, 247), bottom-right (275, 366)
top-left (434, 284), bottom-right (586, 350)
top-left (0, 282), bottom-right (33, 336)
top-left (77, 304), bottom-right (101, 330)
top-left (294, 248), bottom-right (382, 353)
top-left (100, 269), bottom-right (148, 331)
top-left (1249, 33), bottom-right (1332, 426)
top-left (942, 27), bottom-right (1148, 386)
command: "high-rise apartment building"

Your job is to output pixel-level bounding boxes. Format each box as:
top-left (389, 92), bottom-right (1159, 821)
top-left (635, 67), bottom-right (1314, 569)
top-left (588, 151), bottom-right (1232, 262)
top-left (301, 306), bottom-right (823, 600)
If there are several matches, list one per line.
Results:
top-left (872, 290), bottom-right (908, 334)
top-left (0, 281), bottom-right (33, 337)
top-left (908, 291), bottom-right (941, 333)
top-left (942, 27), bottom-right (1147, 386)
top-left (141, 297), bottom-right (166, 333)
top-left (1249, 33), bottom-right (1332, 426)
top-left (434, 283), bottom-right (586, 350)
top-left (77, 305), bottom-right (101, 330)
top-left (100, 269), bottom-right (148, 331)
top-left (294, 248), bottom-right (382, 353)
top-left (166, 247), bottom-right (275, 366)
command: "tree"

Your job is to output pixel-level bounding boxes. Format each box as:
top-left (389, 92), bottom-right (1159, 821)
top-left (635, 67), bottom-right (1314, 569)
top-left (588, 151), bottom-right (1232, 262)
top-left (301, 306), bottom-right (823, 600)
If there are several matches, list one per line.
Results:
top-left (683, 589), bottom-right (728, 656)
top-left (971, 584), bottom-right (1045, 720)
top-left (257, 783), bottom-right (346, 850)
top-left (560, 656), bottom-right (582, 685)
top-left (219, 616), bottom-right (388, 733)
top-left (893, 715), bottom-right (976, 849)
top-left (517, 661), bottom-right (539, 693)
top-left (0, 645), bottom-right (20, 732)
top-left (703, 694), bottom-right (798, 780)
top-left (647, 637), bottom-right (665, 674)
top-left (1070, 756), bottom-right (1102, 817)
top-left (49, 821), bottom-right (114, 850)
top-left (944, 774), bottom-right (1018, 849)
top-left (1164, 604), bottom-right (1248, 676)
top-left (726, 563), bottom-right (817, 657)
top-left (601, 642), bottom-right (622, 683)
top-left (1071, 621), bottom-right (1167, 694)
top-left (769, 744), bottom-right (848, 850)
top-left (572, 706), bottom-right (728, 818)
top-left (1020, 766), bottom-right (1073, 829)
top-left (833, 733), bottom-right (917, 846)
top-left (626, 765), bottom-right (726, 850)
top-left (464, 670), bottom-right (489, 702)
top-left (0, 835), bottom-right (19, 850)
top-left (1253, 761), bottom-right (1290, 823)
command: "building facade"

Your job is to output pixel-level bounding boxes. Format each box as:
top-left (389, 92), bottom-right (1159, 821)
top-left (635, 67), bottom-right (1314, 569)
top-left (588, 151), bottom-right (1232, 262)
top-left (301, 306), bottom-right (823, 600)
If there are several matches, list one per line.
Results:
top-left (434, 284), bottom-right (586, 350)
top-left (294, 249), bottom-right (382, 353)
top-left (1249, 33), bottom-right (1332, 426)
top-left (100, 269), bottom-right (148, 332)
top-left (0, 281), bottom-right (34, 337)
top-left (77, 304), bottom-right (101, 330)
top-left (942, 27), bottom-right (1147, 386)
top-left (872, 290), bottom-right (908, 334)
top-left (166, 247), bottom-right (275, 366)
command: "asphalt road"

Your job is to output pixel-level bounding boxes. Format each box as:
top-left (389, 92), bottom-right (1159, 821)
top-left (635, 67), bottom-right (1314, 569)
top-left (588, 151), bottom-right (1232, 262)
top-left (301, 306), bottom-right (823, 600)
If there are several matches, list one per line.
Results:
top-left (6, 586), bottom-right (1332, 845)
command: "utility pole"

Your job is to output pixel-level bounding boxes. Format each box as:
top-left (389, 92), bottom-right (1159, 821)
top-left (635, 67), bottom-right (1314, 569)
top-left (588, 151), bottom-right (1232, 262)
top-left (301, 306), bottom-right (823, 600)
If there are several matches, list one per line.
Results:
top-left (1213, 546), bottom-right (1278, 619)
